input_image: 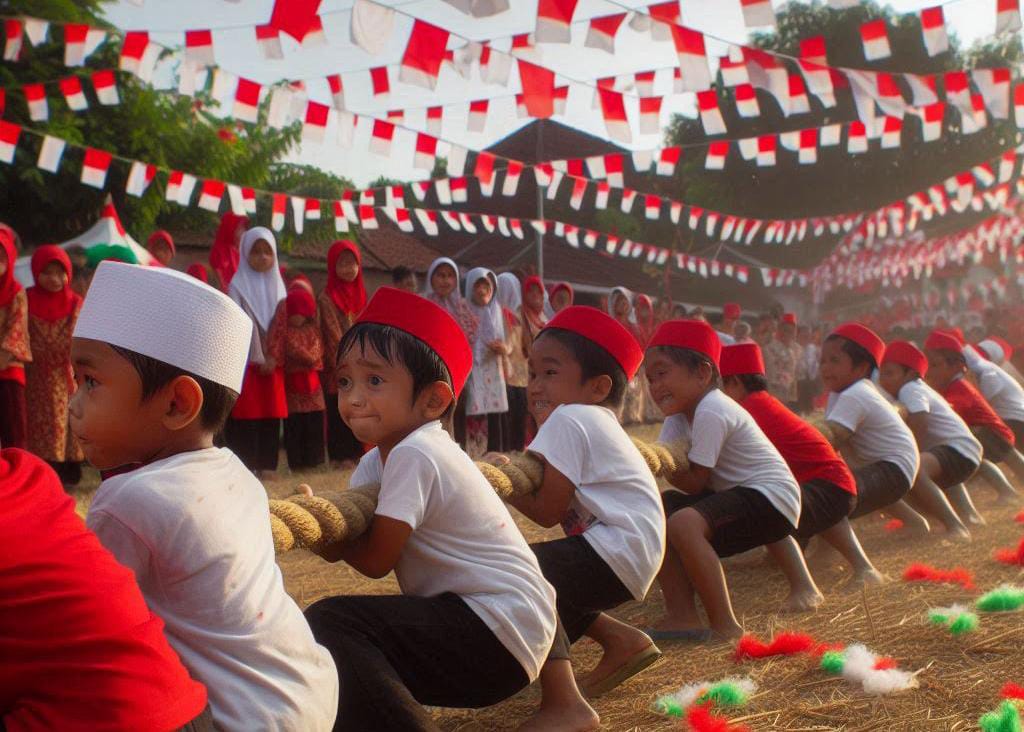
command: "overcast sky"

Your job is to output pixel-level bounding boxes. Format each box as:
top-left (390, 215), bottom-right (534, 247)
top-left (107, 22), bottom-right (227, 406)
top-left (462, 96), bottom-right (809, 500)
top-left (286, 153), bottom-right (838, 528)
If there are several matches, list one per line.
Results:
top-left (103, 0), bottom-right (1000, 185)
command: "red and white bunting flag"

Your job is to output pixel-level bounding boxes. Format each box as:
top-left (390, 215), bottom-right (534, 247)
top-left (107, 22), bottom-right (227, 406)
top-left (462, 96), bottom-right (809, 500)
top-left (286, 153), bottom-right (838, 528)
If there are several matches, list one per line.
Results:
top-left (973, 67), bottom-right (1011, 119)
top-left (480, 44), bottom-right (512, 85)
top-left (720, 55), bottom-right (749, 87)
top-left (594, 181), bottom-right (610, 208)
top-left (301, 15), bottom-right (327, 47)
top-left (906, 74), bottom-right (938, 106)
top-left (644, 194), bottom-right (661, 220)
top-left (359, 205), bottom-right (378, 230)
top-left (125, 160), bottom-right (156, 196)
top-left (415, 209), bottom-right (439, 236)
top-left (38, 135), bottom-right (65, 173)
top-left (23, 83), bottom-right (47, 121)
top-left (4, 19), bottom-right (22, 61)
top-left (475, 152), bottom-right (497, 196)
top-left (672, 26), bottom-right (711, 91)
top-left (567, 177), bottom-right (586, 209)
top-left (81, 149), bottom-right (111, 189)
top-left (706, 212), bottom-right (720, 237)
top-left (919, 101), bottom-right (945, 141)
top-left (963, 92), bottom-right (988, 133)
top-left (534, 162), bottom-right (553, 187)
top-left (638, 96), bottom-right (663, 134)
top-left (422, 106), bottom-right (442, 136)
top-left (518, 60), bottom-right (555, 118)
top-left (255, 24), bottom-right (283, 60)
top-left (0, 120), bottom-right (20, 164)
top-left (414, 133), bottom-right (437, 170)
top-left (91, 70), bottom-right (119, 105)
top-left (876, 72), bottom-right (906, 117)
top-left (688, 206), bottom-right (703, 230)
top-left (502, 160), bottom-right (524, 196)
top-left (881, 115), bottom-right (902, 148)
top-left (997, 0), bottom-right (1022, 34)
top-left (799, 35), bottom-right (826, 65)
top-left (535, 0), bottom-right (579, 43)
top-left (697, 90), bottom-right (726, 134)
top-left (184, 29), bottom-right (214, 67)
top-left (585, 13), bottom-right (626, 52)
top-left (738, 137), bottom-right (758, 160)
top-left (597, 87), bottom-right (631, 143)
top-left (820, 123), bottom-right (841, 145)
top-left (370, 66), bottom-right (390, 98)
top-left (860, 19), bottom-right (891, 61)
top-left (23, 18), bottom-right (47, 47)
top-left (480, 214), bottom-right (496, 233)
top-left (605, 154), bottom-right (624, 187)
top-left (399, 20), bottom-right (449, 90)
top-left (798, 128), bottom-right (818, 164)
top-left (169, 172), bottom-right (197, 207)
top-left (973, 163), bottom-right (996, 186)
top-left (585, 155), bottom-right (606, 179)
top-left (706, 140), bottom-right (728, 169)
top-left (440, 210), bottom-right (460, 231)
top-left (305, 198), bottom-right (321, 220)
top-left (331, 201), bottom-right (349, 233)
top-left (359, 189), bottom-right (375, 206)
top-left (510, 218), bottom-right (525, 239)
top-left (634, 70), bottom-right (656, 97)
top-left (467, 99), bottom-right (488, 133)
top-left (848, 121), bottom-right (868, 153)
top-left (657, 147), bottom-right (681, 176)
top-left (434, 179), bottom-right (452, 206)
top-left (999, 151), bottom-right (1016, 182)
top-left (326, 74), bottom-right (345, 110)
top-left (798, 60), bottom-right (834, 107)
top-left (945, 70), bottom-right (971, 113)
top-left (386, 185), bottom-right (404, 208)
top-left (583, 229), bottom-right (597, 248)
top-left (303, 101), bottom-right (330, 143)
top-left (632, 149), bottom-right (652, 172)
top-left (919, 7), bottom-right (949, 56)
top-left (197, 179), bottom-right (224, 211)
top-left (233, 78), bottom-right (262, 123)
top-left (756, 134), bottom-right (776, 166)
top-left (64, 24), bottom-right (105, 67)
top-left (644, 1), bottom-right (681, 39)
top-left (1015, 83), bottom-right (1024, 127)
top-left (554, 86), bottom-right (569, 115)
top-left (447, 144), bottom-right (468, 177)
top-left (743, 47), bottom-right (790, 113)
top-left (369, 120), bottom-right (394, 156)
top-left (120, 32), bottom-right (159, 82)
top-left (564, 225), bottom-right (579, 247)
top-left (788, 74), bottom-right (810, 114)
top-left (389, 207), bottom-right (415, 233)
top-left (620, 188), bottom-right (637, 212)
top-left (734, 83), bottom-right (760, 117)
top-left (165, 170), bottom-right (182, 203)
top-left (451, 177), bottom-right (468, 203)
top-left (741, 0), bottom-right (775, 28)
top-left (241, 187), bottom-right (256, 214)
top-left (59, 76), bottom-right (87, 111)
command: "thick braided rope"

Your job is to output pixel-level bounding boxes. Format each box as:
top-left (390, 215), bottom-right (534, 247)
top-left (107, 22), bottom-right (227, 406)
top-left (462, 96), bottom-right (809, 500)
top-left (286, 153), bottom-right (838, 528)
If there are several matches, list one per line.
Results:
top-left (269, 437), bottom-right (689, 555)
top-left (807, 404), bottom-right (908, 449)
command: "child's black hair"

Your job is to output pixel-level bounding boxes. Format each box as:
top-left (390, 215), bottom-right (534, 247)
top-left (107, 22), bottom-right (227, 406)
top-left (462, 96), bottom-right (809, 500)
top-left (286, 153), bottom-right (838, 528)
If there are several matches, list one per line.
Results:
top-left (336, 322), bottom-right (456, 419)
top-left (536, 328), bottom-right (628, 409)
top-left (391, 265), bottom-right (413, 284)
top-left (724, 373), bottom-right (768, 393)
top-left (109, 346), bottom-right (238, 431)
top-left (825, 334), bottom-right (877, 374)
top-left (648, 345), bottom-right (722, 388)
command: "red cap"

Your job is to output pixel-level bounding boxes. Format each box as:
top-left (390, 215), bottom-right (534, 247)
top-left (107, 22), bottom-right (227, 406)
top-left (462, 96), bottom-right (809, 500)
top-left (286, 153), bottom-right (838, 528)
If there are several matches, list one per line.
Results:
top-left (286, 288), bottom-right (316, 319)
top-left (648, 319), bottom-right (722, 368)
top-left (782, 312), bottom-right (797, 325)
top-left (355, 287), bottom-right (473, 398)
top-left (720, 343), bottom-right (765, 377)
top-left (830, 322), bottom-right (884, 367)
top-left (942, 327), bottom-right (966, 346)
top-left (882, 340), bottom-right (928, 377)
top-left (543, 305), bottom-right (644, 380)
top-left (723, 302), bottom-right (741, 319)
top-left (924, 330), bottom-right (963, 354)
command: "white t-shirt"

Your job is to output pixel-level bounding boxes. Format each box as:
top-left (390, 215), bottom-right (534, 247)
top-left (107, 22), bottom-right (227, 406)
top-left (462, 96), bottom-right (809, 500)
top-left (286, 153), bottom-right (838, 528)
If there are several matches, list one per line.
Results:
top-left (659, 389), bottom-right (801, 527)
top-left (716, 330), bottom-right (736, 346)
top-left (87, 448), bottom-right (338, 732)
top-left (826, 378), bottom-right (920, 484)
top-left (351, 421), bottom-right (556, 682)
top-left (527, 404), bottom-right (666, 601)
top-left (897, 378), bottom-right (982, 465)
top-left (973, 362), bottom-right (1024, 423)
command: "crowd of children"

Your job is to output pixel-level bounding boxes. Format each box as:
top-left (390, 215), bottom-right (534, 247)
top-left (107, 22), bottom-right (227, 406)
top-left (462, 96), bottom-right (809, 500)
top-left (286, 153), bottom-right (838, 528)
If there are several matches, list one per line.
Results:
top-left (8, 213), bottom-right (1024, 731)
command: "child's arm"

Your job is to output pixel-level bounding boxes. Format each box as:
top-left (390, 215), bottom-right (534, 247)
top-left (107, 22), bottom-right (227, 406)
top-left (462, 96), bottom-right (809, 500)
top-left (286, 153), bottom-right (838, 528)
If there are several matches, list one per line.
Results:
top-left (904, 411), bottom-right (928, 444)
top-left (316, 515), bottom-right (412, 579)
top-left (507, 458), bottom-right (577, 528)
top-left (665, 462), bottom-right (712, 494)
top-left (825, 421), bottom-right (853, 447)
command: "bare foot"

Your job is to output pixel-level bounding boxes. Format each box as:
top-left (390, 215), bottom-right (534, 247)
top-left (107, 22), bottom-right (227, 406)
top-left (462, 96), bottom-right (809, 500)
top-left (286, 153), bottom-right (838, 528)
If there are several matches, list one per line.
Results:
top-left (297, 483), bottom-right (314, 497)
top-left (995, 491), bottom-right (1020, 506)
top-left (578, 624), bottom-right (657, 692)
top-left (842, 568), bottom-right (889, 591)
top-left (780, 588), bottom-right (825, 614)
top-left (899, 512), bottom-right (931, 536)
top-left (964, 512), bottom-right (987, 527)
top-left (942, 524), bottom-right (972, 542)
top-left (517, 704), bottom-right (600, 731)
top-left (709, 621), bottom-right (745, 639)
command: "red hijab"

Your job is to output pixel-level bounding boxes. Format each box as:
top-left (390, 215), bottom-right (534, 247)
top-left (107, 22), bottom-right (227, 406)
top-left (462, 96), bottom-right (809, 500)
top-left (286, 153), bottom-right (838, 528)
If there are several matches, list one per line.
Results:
top-left (286, 288), bottom-right (317, 319)
top-left (326, 240), bottom-right (367, 316)
top-left (185, 262), bottom-right (209, 283)
top-left (209, 212), bottom-right (249, 291)
top-left (0, 228), bottom-right (23, 308)
top-left (550, 282), bottom-right (574, 308)
top-left (146, 230), bottom-right (175, 265)
top-left (522, 275), bottom-right (547, 331)
top-left (27, 245), bottom-right (80, 322)
top-left (634, 294), bottom-right (655, 343)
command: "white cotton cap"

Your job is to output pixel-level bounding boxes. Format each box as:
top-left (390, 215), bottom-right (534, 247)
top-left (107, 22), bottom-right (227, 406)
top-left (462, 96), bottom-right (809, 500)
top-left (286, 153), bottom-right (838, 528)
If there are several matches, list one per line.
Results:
top-left (74, 261), bottom-right (253, 392)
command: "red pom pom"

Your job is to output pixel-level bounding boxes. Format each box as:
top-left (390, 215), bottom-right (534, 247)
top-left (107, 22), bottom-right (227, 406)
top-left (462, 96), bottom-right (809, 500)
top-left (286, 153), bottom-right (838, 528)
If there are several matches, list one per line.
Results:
top-left (994, 538), bottom-right (1024, 566)
top-left (686, 703), bottom-right (752, 732)
top-left (873, 657), bottom-right (898, 670)
top-left (902, 562), bottom-right (976, 590)
top-left (1001, 682), bottom-right (1024, 700)
top-left (734, 631), bottom-right (819, 660)
top-left (1015, 510), bottom-right (1024, 523)
top-left (884, 519), bottom-right (904, 532)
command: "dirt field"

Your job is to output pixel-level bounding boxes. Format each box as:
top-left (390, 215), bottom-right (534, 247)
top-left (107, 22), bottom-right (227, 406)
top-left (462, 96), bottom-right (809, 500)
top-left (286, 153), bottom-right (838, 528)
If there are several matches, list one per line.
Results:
top-left (73, 424), bottom-right (1024, 730)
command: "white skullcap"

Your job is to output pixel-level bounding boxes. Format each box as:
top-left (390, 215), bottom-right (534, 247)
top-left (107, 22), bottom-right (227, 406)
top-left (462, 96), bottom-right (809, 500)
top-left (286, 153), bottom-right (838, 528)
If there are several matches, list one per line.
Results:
top-left (978, 339), bottom-right (1005, 364)
top-left (74, 261), bottom-right (253, 392)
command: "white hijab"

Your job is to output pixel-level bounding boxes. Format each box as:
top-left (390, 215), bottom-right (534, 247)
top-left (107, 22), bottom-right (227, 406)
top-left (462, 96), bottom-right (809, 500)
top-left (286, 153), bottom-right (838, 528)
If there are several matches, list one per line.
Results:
top-left (608, 286), bottom-right (637, 324)
top-left (496, 272), bottom-right (522, 314)
top-left (229, 226), bottom-right (287, 333)
top-left (464, 267), bottom-right (505, 345)
top-left (424, 256), bottom-right (463, 314)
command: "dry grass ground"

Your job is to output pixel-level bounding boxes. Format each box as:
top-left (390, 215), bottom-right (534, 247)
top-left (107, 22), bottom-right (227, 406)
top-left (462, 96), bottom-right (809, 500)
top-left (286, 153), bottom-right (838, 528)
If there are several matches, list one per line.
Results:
top-left (72, 423), bottom-right (1024, 731)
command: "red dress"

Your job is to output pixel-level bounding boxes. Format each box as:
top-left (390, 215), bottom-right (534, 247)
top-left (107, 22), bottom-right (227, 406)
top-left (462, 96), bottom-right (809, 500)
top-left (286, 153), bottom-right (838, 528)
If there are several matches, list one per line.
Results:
top-left (232, 301), bottom-right (288, 420)
top-left (942, 377), bottom-right (1015, 445)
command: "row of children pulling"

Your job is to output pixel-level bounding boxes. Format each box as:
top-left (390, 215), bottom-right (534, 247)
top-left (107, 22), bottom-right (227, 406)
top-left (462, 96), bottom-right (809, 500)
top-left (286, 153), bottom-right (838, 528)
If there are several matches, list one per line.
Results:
top-left (6, 247), bottom-right (1022, 732)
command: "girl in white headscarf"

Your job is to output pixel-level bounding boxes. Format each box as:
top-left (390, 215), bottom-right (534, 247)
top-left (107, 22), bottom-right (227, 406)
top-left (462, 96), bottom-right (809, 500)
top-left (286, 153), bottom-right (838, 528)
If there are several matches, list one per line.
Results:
top-left (463, 267), bottom-right (509, 458)
top-left (424, 257), bottom-right (478, 340)
top-left (496, 272), bottom-right (529, 451)
top-left (225, 227), bottom-right (290, 476)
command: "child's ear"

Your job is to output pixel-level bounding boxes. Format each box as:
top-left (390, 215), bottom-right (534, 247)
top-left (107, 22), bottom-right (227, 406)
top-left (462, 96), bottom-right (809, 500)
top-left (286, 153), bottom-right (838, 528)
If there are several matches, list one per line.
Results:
top-left (163, 375), bottom-right (205, 431)
top-left (587, 374), bottom-right (613, 403)
top-left (421, 381), bottom-right (455, 420)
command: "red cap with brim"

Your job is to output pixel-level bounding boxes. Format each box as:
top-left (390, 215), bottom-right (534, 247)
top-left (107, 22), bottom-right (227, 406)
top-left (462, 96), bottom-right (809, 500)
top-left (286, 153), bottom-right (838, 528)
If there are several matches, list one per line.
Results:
top-left (882, 340), bottom-right (928, 377)
top-left (720, 343), bottom-right (765, 377)
top-left (943, 328), bottom-right (966, 346)
top-left (830, 322), bottom-right (884, 368)
top-left (648, 319), bottom-right (722, 368)
top-left (991, 336), bottom-right (1013, 361)
top-left (782, 313), bottom-right (797, 325)
top-left (543, 305), bottom-right (644, 380)
top-left (723, 302), bottom-right (741, 319)
top-left (924, 330), bottom-right (963, 354)
top-left (354, 286), bottom-right (473, 398)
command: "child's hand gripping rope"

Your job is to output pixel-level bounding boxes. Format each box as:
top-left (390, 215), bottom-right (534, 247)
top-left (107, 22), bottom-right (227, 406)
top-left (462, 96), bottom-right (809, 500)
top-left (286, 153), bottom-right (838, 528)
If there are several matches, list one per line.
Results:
top-left (268, 438), bottom-right (690, 554)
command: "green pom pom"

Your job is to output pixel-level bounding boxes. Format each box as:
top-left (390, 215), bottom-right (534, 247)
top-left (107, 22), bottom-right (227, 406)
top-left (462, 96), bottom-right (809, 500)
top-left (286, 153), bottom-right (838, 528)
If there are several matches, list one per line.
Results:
top-left (653, 696), bottom-right (684, 718)
top-left (979, 701), bottom-right (1022, 732)
top-left (928, 611), bottom-right (949, 626)
top-left (820, 650), bottom-right (846, 675)
top-left (948, 612), bottom-right (979, 635)
top-left (697, 681), bottom-right (749, 708)
top-left (976, 586), bottom-right (1024, 613)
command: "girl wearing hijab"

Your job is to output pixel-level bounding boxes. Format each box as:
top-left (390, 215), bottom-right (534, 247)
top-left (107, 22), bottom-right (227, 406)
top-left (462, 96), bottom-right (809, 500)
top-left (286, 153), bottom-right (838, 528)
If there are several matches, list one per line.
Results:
top-left (225, 227), bottom-right (288, 476)
top-left (185, 262), bottom-right (210, 284)
top-left (283, 287), bottom-right (325, 471)
top-left (549, 282), bottom-right (574, 313)
top-left (25, 246), bottom-right (84, 485)
top-left (209, 212), bottom-right (249, 292)
top-left (146, 230), bottom-right (175, 267)
top-left (521, 275), bottom-right (548, 344)
top-left (0, 229), bottom-right (31, 449)
top-left (463, 268), bottom-right (509, 457)
top-left (634, 294), bottom-right (656, 344)
top-left (496, 272), bottom-right (529, 452)
top-left (318, 240), bottom-right (367, 468)
top-left (608, 287), bottom-right (645, 425)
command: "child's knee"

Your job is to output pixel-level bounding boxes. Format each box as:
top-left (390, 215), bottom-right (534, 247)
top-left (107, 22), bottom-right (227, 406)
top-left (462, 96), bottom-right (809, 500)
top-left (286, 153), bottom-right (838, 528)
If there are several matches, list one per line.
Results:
top-left (668, 507), bottom-right (710, 538)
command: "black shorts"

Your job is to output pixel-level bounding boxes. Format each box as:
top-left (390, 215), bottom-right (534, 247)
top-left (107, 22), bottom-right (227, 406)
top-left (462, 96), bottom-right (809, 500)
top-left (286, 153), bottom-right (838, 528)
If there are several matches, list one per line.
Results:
top-left (974, 426), bottom-right (1014, 462)
top-left (793, 479), bottom-right (856, 541)
top-left (662, 487), bottom-right (795, 558)
top-left (1006, 419), bottom-right (1024, 448)
top-left (849, 460), bottom-right (911, 519)
top-left (925, 445), bottom-right (979, 489)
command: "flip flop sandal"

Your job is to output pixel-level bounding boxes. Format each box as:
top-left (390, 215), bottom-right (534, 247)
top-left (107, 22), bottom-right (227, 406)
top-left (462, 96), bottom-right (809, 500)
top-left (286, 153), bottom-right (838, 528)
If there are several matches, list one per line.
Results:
top-left (643, 627), bottom-right (713, 642)
top-left (583, 644), bottom-right (662, 698)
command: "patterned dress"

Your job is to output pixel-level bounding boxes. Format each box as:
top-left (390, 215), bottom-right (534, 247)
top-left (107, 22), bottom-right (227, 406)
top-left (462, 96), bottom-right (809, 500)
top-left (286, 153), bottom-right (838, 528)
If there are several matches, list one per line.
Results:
top-left (764, 338), bottom-right (800, 405)
top-left (284, 322), bottom-right (326, 414)
top-left (317, 290), bottom-right (355, 398)
top-left (26, 302), bottom-right (83, 463)
top-left (0, 290), bottom-right (32, 449)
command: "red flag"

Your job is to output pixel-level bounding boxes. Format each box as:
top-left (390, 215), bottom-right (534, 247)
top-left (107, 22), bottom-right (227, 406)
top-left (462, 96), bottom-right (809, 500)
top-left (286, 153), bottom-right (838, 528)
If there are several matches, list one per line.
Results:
top-left (519, 60), bottom-right (555, 118)
top-left (400, 20), bottom-right (449, 90)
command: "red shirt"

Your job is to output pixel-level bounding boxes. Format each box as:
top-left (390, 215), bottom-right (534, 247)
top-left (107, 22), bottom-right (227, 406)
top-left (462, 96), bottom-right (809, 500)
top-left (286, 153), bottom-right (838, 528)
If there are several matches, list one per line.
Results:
top-left (941, 377), bottom-right (1016, 445)
top-left (740, 390), bottom-right (857, 495)
top-left (0, 448), bottom-right (208, 732)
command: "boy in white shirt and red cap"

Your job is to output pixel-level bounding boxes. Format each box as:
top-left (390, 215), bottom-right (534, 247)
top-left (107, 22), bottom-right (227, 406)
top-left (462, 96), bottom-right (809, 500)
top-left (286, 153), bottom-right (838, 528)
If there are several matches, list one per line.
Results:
top-left (646, 320), bottom-right (801, 640)
top-left (73, 262), bottom-right (338, 731)
top-left (304, 287), bottom-right (561, 732)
